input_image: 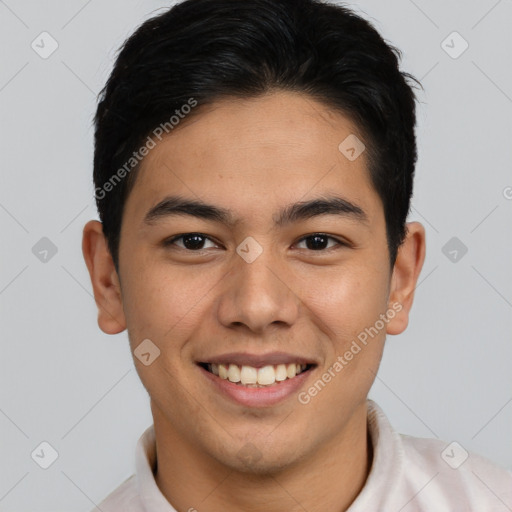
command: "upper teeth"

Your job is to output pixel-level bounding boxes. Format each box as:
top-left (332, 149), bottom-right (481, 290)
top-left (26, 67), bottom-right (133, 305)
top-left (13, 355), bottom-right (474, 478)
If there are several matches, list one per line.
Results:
top-left (209, 363), bottom-right (307, 386)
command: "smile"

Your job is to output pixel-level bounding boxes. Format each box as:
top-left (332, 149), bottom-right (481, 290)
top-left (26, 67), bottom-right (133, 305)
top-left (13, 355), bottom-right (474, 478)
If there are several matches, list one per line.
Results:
top-left (196, 352), bottom-right (317, 407)
top-left (201, 362), bottom-right (312, 387)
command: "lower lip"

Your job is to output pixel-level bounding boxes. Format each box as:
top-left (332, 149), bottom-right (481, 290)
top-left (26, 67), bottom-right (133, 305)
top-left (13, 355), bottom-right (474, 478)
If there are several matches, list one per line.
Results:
top-left (198, 365), bottom-right (315, 408)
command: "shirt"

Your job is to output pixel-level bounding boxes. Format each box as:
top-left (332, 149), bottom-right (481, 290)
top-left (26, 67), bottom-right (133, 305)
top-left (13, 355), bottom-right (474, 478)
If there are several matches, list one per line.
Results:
top-left (93, 400), bottom-right (512, 511)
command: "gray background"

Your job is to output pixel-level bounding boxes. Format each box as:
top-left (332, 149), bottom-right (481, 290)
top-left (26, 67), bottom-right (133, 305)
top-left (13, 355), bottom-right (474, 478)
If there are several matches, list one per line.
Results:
top-left (1, 0), bottom-right (511, 510)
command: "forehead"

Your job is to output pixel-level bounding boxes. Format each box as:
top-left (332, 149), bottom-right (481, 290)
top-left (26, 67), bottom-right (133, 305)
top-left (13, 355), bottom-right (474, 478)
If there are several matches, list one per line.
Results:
top-left (124, 91), bottom-right (381, 224)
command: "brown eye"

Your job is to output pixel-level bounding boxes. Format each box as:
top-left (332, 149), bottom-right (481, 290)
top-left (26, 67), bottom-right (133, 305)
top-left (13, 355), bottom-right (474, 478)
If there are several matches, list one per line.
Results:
top-left (295, 233), bottom-right (345, 251)
top-left (164, 233), bottom-right (218, 251)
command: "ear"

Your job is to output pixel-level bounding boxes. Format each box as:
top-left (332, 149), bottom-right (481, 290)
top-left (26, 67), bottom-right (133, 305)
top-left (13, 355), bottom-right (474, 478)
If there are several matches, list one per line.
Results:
top-left (82, 220), bottom-right (126, 334)
top-left (386, 221), bottom-right (426, 335)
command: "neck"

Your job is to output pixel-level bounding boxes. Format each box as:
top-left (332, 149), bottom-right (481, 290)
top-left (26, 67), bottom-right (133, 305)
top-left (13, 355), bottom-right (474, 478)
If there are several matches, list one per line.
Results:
top-left (153, 401), bottom-right (371, 512)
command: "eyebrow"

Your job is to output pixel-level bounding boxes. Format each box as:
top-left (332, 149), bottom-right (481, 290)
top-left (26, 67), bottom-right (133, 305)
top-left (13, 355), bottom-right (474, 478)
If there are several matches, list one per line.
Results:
top-left (143, 194), bottom-right (368, 228)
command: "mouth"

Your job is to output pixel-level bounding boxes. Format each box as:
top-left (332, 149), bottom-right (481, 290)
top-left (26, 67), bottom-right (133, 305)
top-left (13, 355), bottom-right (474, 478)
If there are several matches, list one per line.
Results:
top-left (196, 352), bottom-right (318, 407)
top-left (198, 362), bottom-right (316, 388)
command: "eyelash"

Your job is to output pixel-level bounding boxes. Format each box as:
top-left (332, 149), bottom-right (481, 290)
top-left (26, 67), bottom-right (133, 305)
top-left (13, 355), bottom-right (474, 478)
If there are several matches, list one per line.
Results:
top-left (163, 232), bottom-right (348, 252)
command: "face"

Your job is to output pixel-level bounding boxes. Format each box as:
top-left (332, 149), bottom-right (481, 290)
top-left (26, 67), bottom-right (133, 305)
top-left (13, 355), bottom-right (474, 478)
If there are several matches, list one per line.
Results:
top-left (83, 90), bottom-right (425, 474)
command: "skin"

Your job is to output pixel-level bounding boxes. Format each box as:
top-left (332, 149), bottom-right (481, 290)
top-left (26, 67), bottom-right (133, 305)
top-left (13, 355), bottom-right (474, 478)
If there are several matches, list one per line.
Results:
top-left (82, 91), bottom-right (425, 512)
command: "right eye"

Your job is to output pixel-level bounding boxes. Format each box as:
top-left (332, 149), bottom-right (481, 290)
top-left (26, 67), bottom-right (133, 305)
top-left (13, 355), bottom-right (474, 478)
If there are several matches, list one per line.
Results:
top-left (162, 233), bottom-right (220, 251)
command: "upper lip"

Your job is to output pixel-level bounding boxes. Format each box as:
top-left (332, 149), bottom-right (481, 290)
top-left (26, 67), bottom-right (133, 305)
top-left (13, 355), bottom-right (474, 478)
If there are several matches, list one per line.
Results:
top-left (197, 351), bottom-right (317, 368)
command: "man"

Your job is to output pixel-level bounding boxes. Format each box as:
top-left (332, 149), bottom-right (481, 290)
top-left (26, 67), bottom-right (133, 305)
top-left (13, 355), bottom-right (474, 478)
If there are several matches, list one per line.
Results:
top-left (82, 0), bottom-right (512, 510)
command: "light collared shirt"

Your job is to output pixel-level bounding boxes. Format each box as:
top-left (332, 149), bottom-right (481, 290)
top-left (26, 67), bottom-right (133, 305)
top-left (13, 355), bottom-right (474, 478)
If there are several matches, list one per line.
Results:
top-left (93, 400), bottom-right (512, 511)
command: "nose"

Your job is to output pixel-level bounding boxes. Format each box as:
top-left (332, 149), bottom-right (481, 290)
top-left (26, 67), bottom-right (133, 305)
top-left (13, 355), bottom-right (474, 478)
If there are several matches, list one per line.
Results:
top-left (216, 246), bottom-right (300, 335)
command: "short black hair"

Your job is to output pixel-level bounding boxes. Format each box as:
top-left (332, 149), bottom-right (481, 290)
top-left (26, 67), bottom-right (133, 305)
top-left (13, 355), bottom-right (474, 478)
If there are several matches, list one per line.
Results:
top-left (93, 0), bottom-right (422, 272)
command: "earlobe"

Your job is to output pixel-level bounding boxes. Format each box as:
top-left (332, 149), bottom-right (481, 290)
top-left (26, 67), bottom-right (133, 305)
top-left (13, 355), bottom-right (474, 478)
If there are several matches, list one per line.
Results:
top-left (82, 220), bottom-right (127, 335)
top-left (386, 221), bottom-right (426, 336)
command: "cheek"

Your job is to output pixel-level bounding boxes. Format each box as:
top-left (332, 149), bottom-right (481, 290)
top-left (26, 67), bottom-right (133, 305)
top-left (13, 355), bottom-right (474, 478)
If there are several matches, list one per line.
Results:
top-left (306, 261), bottom-right (390, 343)
top-left (299, 266), bottom-right (389, 419)
top-left (119, 260), bottom-right (213, 406)
top-left (120, 253), bottom-right (219, 352)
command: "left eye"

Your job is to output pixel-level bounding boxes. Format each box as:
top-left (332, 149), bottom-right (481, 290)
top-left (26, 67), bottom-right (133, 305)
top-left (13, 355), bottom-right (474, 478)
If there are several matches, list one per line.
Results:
top-left (295, 233), bottom-right (344, 251)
